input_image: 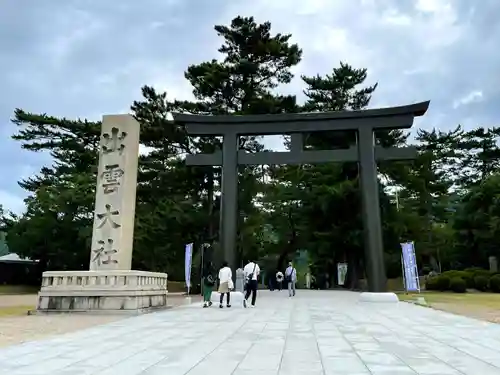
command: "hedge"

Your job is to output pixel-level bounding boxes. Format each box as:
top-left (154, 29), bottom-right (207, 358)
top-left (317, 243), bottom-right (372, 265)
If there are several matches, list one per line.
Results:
top-left (450, 277), bottom-right (466, 293)
top-left (425, 277), bottom-right (439, 291)
top-left (441, 270), bottom-right (473, 288)
top-left (424, 268), bottom-right (500, 292)
top-left (474, 275), bottom-right (489, 291)
top-left (437, 275), bottom-right (451, 291)
top-left (490, 275), bottom-right (500, 293)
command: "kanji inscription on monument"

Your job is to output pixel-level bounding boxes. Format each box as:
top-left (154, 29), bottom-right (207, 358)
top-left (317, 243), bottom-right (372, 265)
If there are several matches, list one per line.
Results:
top-left (96, 204), bottom-right (121, 229)
top-left (92, 238), bottom-right (119, 267)
top-left (89, 115), bottom-right (140, 271)
top-left (101, 164), bottom-right (124, 194)
top-left (102, 127), bottom-right (127, 155)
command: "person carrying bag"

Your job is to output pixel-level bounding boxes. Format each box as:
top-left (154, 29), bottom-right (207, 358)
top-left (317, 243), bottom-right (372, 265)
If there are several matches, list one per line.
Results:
top-left (218, 261), bottom-right (232, 308)
top-left (202, 261), bottom-right (215, 308)
top-left (285, 262), bottom-right (297, 297)
top-left (243, 260), bottom-right (260, 308)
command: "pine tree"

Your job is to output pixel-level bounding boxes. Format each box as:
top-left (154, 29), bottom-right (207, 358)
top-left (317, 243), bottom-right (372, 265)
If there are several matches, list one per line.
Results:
top-left (3, 110), bottom-right (100, 270)
top-left (132, 16), bottom-right (303, 272)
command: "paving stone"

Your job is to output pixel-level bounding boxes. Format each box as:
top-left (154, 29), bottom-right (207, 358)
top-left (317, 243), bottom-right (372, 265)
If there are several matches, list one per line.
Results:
top-left (1, 290), bottom-right (500, 374)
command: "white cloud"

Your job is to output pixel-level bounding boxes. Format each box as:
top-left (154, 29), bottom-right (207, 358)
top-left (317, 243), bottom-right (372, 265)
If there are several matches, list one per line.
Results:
top-left (381, 9), bottom-right (413, 26)
top-left (218, 0), bottom-right (467, 109)
top-left (453, 90), bottom-right (483, 109)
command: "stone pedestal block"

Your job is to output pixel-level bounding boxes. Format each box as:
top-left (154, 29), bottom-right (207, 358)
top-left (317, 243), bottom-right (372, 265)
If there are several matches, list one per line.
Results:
top-left (358, 292), bottom-right (399, 303)
top-left (36, 270), bottom-right (168, 314)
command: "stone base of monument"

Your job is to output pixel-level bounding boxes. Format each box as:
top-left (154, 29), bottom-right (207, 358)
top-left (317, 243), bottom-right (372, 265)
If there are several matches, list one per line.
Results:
top-left (35, 270), bottom-right (169, 314)
top-left (210, 291), bottom-right (245, 307)
top-left (358, 292), bottom-right (399, 303)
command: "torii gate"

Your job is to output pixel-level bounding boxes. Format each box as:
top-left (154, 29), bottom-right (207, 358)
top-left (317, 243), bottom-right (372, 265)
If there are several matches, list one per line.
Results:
top-left (173, 101), bottom-right (430, 292)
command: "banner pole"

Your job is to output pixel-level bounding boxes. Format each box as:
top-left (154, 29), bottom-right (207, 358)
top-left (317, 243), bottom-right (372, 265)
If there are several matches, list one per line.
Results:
top-left (412, 242), bottom-right (421, 293)
top-left (201, 244), bottom-right (204, 297)
top-left (401, 253), bottom-right (406, 293)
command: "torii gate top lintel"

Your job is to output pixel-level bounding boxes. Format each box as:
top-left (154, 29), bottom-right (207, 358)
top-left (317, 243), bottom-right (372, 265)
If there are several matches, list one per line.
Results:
top-left (172, 101), bottom-right (430, 136)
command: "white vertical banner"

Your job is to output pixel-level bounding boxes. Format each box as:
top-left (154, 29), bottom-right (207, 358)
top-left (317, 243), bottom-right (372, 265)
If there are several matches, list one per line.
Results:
top-left (185, 243), bottom-right (193, 294)
top-left (400, 241), bottom-right (420, 292)
top-left (337, 263), bottom-right (348, 286)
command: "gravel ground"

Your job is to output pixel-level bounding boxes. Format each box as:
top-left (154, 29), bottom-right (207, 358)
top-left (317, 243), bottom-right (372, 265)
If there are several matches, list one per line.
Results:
top-left (0, 294), bottom-right (202, 348)
top-left (0, 294), bottom-right (37, 308)
top-left (431, 302), bottom-right (500, 324)
top-left (0, 314), bottom-right (122, 348)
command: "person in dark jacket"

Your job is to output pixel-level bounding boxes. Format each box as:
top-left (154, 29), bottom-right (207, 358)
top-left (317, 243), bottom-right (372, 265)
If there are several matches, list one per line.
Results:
top-left (203, 261), bottom-right (216, 308)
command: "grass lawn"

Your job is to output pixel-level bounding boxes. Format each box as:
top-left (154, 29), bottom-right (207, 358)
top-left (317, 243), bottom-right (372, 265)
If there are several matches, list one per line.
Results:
top-left (0, 306), bottom-right (32, 317)
top-left (0, 285), bottom-right (39, 295)
top-left (398, 291), bottom-right (500, 309)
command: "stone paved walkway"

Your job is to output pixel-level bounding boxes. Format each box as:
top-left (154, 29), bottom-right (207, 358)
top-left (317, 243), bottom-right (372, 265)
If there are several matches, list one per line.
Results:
top-left (0, 290), bottom-right (500, 375)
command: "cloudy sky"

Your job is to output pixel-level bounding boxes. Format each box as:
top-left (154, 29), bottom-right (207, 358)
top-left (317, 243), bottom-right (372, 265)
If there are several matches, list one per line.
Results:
top-left (1, 0), bottom-right (499, 214)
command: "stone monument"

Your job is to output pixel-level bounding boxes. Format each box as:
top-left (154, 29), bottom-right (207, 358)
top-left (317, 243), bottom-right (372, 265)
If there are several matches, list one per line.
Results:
top-left (489, 256), bottom-right (498, 273)
top-left (36, 115), bottom-right (169, 314)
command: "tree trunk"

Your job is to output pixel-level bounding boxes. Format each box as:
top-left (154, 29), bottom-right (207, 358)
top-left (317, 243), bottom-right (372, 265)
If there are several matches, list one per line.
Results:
top-left (333, 249), bottom-right (342, 287)
top-left (277, 236), bottom-right (296, 271)
top-left (277, 208), bottom-right (297, 270)
top-left (207, 168), bottom-right (215, 240)
top-left (345, 248), bottom-right (362, 290)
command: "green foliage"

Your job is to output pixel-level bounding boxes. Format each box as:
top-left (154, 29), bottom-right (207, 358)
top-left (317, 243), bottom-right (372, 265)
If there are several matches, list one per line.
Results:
top-left (426, 269), bottom-right (494, 292)
top-left (465, 268), bottom-right (493, 281)
top-left (449, 277), bottom-right (466, 293)
top-left (425, 276), bottom-right (439, 291)
top-left (490, 275), bottom-right (500, 293)
top-left (436, 276), bottom-right (451, 291)
top-left (0, 222), bottom-right (9, 256)
top-left (1, 110), bottom-right (98, 271)
top-left (474, 275), bottom-right (489, 291)
top-left (441, 270), bottom-right (473, 288)
top-left (454, 173), bottom-right (500, 268)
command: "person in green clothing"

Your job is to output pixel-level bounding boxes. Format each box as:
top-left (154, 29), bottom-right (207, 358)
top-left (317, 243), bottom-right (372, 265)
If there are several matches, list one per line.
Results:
top-left (203, 261), bottom-right (216, 308)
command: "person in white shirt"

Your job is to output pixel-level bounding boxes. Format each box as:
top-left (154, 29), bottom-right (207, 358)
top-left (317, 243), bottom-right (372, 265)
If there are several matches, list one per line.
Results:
top-left (285, 262), bottom-right (297, 297)
top-left (276, 270), bottom-right (284, 291)
top-left (218, 261), bottom-right (233, 308)
top-left (243, 260), bottom-right (260, 308)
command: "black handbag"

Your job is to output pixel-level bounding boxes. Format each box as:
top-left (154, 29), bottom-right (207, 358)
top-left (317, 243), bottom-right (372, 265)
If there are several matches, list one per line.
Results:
top-left (285, 268), bottom-right (294, 282)
top-left (246, 263), bottom-right (257, 283)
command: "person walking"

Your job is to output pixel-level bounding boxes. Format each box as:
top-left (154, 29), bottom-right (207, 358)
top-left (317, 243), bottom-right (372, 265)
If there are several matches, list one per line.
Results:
top-left (268, 270), bottom-right (275, 291)
top-left (243, 259), bottom-right (260, 308)
top-left (276, 270), bottom-right (284, 291)
top-left (202, 261), bottom-right (215, 308)
top-left (218, 261), bottom-right (232, 308)
top-left (285, 262), bottom-right (297, 297)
